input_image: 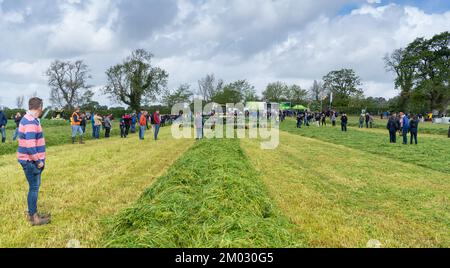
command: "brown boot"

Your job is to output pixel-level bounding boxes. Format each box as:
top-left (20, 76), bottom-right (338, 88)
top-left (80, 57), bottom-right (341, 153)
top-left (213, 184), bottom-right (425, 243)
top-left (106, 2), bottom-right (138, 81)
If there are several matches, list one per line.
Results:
top-left (28, 213), bottom-right (51, 226)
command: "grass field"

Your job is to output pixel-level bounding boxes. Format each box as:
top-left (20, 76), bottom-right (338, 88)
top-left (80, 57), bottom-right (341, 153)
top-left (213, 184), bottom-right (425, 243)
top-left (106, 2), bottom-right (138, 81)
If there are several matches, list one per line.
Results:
top-left (0, 127), bottom-right (193, 247)
top-left (0, 118), bottom-right (448, 248)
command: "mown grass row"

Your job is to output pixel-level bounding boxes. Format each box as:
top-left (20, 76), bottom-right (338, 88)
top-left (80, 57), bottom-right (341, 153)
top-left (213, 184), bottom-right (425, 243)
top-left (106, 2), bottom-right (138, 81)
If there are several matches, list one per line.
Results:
top-left (241, 132), bottom-right (450, 247)
top-left (0, 127), bottom-right (193, 248)
top-left (102, 138), bottom-right (304, 248)
top-left (281, 119), bottom-right (450, 174)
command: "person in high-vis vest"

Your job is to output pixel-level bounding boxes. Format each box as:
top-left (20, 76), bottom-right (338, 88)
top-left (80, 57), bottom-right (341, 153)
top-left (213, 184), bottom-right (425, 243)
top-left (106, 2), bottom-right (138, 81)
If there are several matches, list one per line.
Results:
top-left (71, 107), bottom-right (84, 144)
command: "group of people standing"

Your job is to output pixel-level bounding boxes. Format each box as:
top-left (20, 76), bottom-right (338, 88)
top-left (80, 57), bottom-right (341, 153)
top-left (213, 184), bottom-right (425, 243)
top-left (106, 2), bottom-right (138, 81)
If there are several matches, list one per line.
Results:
top-left (294, 109), bottom-right (420, 144)
top-left (296, 111), bottom-right (343, 129)
top-left (0, 110), bottom-right (23, 143)
top-left (70, 107), bottom-right (163, 142)
top-left (387, 112), bottom-right (420, 145)
top-left (359, 113), bottom-right (375, 129)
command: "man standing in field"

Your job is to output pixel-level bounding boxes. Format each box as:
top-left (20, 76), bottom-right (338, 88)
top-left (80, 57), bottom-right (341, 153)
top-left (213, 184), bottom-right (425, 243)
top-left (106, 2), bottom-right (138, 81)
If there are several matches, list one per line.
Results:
top-left (139, 111), bottom-right (147, 140)
top-left (409, 114), bottom-right (419, 145)
top-left (400, 112), bottom-right (410, 145)
top-left (387, 113), bottom-right (399, 143)
top-left (0, 107), bottom-right (7, 143)
top-left (153, 110), bottom-right (161, 140)
top-left (341, 113), bottom-right (348, 132)
top-left (71, 107), bottom-right (84, 144)
top-left (93, 112), bottom-right (103, 139)
top-left (18, 97), bottom-right (51, 226)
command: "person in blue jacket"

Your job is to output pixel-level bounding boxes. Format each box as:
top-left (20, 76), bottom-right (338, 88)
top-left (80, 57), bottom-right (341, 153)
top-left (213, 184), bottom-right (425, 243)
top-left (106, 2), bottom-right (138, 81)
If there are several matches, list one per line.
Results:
top-left (131, 112), bottom-right (137, 134)
top-left (0, 108), bottom-right (8, 143)
top-left (400, 112), bottom-right (410, 145)
top-left (90, 112), bottom-right (95, 137)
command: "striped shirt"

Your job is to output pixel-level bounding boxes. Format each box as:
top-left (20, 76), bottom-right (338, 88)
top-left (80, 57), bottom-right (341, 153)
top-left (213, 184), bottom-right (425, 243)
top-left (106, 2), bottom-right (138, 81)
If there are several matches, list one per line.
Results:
top-left (17, 112), bottom-right (46, 164)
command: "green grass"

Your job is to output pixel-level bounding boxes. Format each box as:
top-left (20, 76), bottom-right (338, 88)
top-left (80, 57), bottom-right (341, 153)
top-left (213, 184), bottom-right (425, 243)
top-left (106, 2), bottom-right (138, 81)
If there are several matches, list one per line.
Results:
top-left (0, 121), bottom-right (122, 156)
top-left (102, 138), bottom-right (304, 248)
top-left (241, 130), bottom-right (450, 248)
top-left (0, 127), bottom-right (193, 248)
top-left (346, 116), bottom-right (449, 136)
top-left (281, 118), bottom-right (450, 174)
top-left (0, 117), bottom-right (448, 248)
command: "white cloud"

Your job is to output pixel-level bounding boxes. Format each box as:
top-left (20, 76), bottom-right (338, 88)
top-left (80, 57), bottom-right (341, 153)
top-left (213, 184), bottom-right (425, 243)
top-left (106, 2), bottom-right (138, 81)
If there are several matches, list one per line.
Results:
top-left (0, 0), bottom-right (449, 107)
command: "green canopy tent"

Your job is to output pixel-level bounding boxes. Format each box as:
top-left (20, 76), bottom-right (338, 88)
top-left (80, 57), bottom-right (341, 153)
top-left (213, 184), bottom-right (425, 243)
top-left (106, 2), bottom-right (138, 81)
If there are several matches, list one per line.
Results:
top-left (280, 103), bottom-right (292, 111)
top-left (292, 105), bottom-right (307, 110)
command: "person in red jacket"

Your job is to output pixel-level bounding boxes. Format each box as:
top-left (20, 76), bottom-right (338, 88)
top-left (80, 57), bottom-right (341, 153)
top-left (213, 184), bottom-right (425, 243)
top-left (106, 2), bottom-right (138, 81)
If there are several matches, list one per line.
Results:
top-left (153, 110), bottom-right (161, 140)
top-left (139, 111), bottom-right (148, 140)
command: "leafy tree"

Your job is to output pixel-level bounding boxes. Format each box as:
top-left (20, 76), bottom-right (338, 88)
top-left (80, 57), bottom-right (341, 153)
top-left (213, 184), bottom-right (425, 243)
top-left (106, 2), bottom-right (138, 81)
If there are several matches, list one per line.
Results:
top-left (46, 60), bottom-right (92, 110)
top-left (384, 48), bottom-right (415, 111)
top-left (197, 74), bottom-right (223, 102)
top-left (285, 84), bottom-right (308, 105)
top-left (408, 32), bottom-right (450, 113)
top-left (262, 82), bottom-right (288, 103)
top-left (309, 80), bottom-right (326, 102)
top-left (163, 84), bottom-right (193, 108)
top-left (323, 69), bottom-right (363, 107)
top-left (103, 49), bottom-right (169, 112)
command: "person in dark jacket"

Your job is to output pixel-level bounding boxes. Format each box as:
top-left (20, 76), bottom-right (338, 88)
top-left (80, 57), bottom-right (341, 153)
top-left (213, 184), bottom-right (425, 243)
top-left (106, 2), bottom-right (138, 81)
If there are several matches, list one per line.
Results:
top-left (0, 108), bottom-right (7, 143)
top-left (296, 113), bottom-right (303, 128)
top-left (13, 112), bottom-right (22, 141)
top-left (341, 113), bottom-right (348, 132)
top-left (409, 114), bottom-right (419, 145)
top-left (387, 113), bottom-right (399, 143)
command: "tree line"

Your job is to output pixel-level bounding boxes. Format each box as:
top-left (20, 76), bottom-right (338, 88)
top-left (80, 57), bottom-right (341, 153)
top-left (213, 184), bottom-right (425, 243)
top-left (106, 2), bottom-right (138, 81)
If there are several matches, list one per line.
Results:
top-left (3, 32), bottom-right (447, 117)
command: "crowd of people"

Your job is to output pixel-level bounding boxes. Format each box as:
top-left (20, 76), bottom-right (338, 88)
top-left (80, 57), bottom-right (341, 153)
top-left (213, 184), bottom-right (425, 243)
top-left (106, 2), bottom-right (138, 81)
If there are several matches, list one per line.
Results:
top-left (292, 110), bottom-right (422, 145)
top-left (69, 107), bottom-right (168, 143)
top-left (3, 97), bottom-right (449, 227)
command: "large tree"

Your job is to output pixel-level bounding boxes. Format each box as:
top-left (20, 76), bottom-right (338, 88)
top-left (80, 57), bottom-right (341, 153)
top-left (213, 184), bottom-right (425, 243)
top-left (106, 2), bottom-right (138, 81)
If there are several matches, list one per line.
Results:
top-left (323, 69), bottom-right (363, 107)
top-left (285, 84), bottom-right (308, 104)
top-left (384, 48), bottom-right (415, 111)
top-left (104, 49), bottom-right (169, 112)
top-left (409, 32), bottom-right (450, 113)
top-left (385, 32), bottom-right (450, 114)
top-left (309, 80), bottom-right (326, 103)
top-left (197, 74), bottom-right (223, 102)
top-left (262, 82), bottom-right (288, 103)
top-left (213, 80), bottom-right (258, 103)
top-left (46, 60), bottom-right (92, 110)
top-left (162, 84), bottom-right (193, 108)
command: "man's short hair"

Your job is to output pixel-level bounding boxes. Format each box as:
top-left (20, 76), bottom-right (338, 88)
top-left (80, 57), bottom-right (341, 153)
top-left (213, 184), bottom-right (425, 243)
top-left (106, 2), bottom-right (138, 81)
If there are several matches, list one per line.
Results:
top-left (29, 97), bottom-right (43, 110)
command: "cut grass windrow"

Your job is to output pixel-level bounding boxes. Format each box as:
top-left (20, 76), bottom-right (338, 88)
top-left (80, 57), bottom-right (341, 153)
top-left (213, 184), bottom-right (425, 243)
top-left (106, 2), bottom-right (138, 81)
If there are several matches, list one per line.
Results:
top-left (0, 128), bottom-right (193, 248)
top-left (103, 138), bottom-right (305, 248)
top-left (241, 131), bottom-right (450, 248)
top-left (281, 119), bottom-right (450, 174)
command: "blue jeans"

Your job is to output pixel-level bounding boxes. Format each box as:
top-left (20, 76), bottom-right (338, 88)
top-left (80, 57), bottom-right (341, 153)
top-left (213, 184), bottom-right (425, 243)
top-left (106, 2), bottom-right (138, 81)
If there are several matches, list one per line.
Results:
top-left (196, 128), bottom-right (203, 139)
top-left (21, 162), bottom-right (43, 216)
top-left (1, 126), bottom-right (6, 141)
top-left (13, 127), bottom-right (19, 141)
top-left (71, 125), bottom-right (84, 138)
top-left (154, 124), bottom-right (160, 140)
top-left (403, 129), bottom-right (409, 144)
top-left (139, 125), bottom-right (146, 140)
top-left (94, 125), bottom-right (100, 139)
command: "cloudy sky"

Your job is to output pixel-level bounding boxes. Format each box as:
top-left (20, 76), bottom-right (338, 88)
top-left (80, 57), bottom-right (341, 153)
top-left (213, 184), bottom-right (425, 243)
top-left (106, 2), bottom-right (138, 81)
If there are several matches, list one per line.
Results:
top-left (0, 0), bottom-right (449, 108)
